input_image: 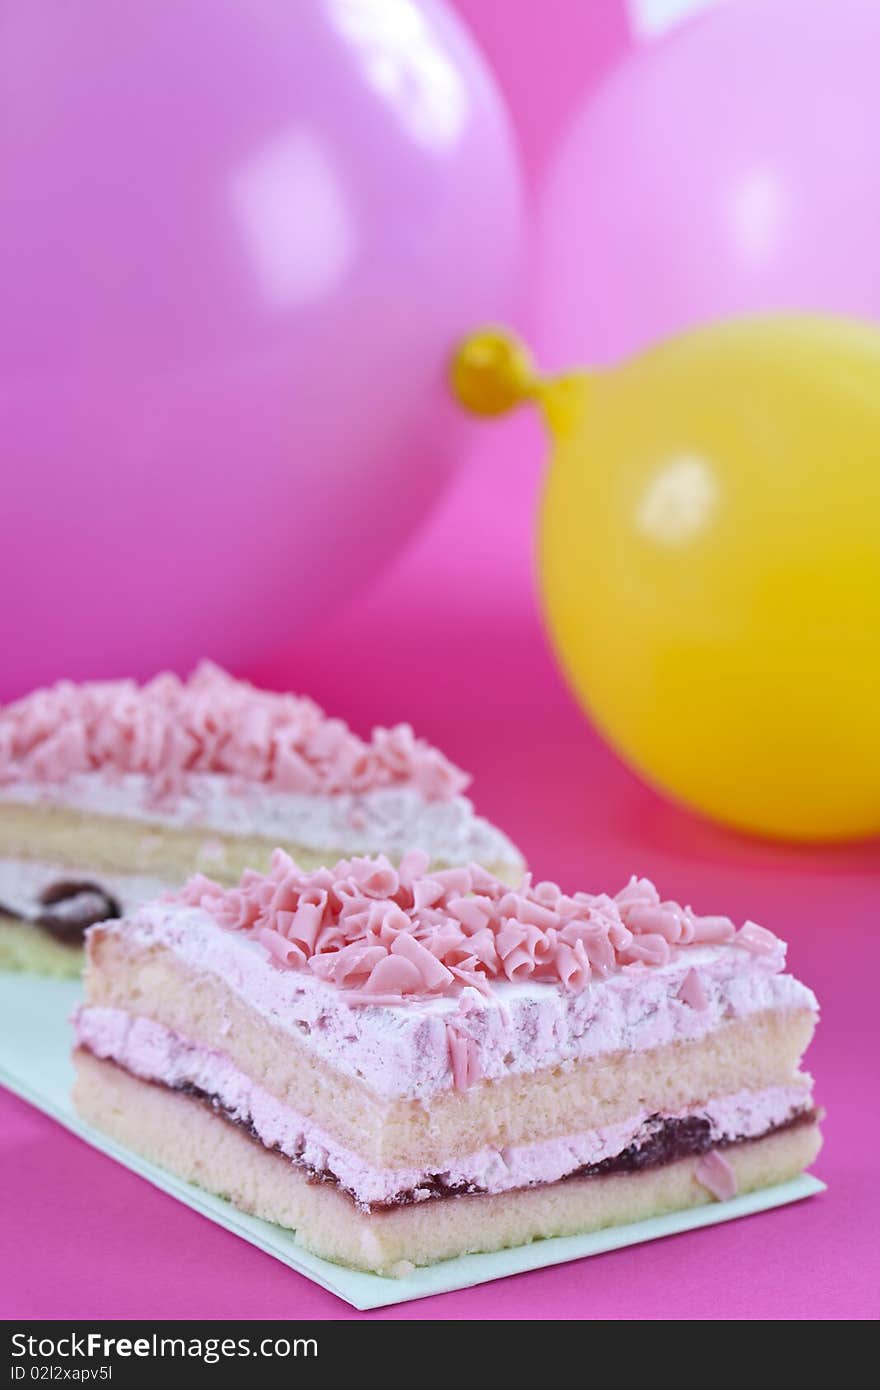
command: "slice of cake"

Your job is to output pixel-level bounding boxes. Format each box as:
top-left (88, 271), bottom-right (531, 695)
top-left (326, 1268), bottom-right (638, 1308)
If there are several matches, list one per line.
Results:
top-left (0, 664), bottom-right (521, 975)
top-left (72, 852), bottom-right (821, 1276)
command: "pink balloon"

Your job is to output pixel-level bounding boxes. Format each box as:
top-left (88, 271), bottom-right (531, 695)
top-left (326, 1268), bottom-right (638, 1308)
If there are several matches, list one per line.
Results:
top-left (537, 0), bottom-right (880, 368)
top-left (0, 0), bottom-right (522, 693)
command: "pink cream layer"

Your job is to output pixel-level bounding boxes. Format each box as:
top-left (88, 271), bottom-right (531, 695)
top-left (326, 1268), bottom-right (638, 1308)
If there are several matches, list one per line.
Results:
top-left (95, 902), bottom-right (817, 1103)
top-left (75, 1007), bottom-right (812, 1210)
top-left (0, 778), bottom-right (521, 869)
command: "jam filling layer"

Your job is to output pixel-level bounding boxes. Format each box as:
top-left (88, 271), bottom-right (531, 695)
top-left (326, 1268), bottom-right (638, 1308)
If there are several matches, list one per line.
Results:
top-left (0, 878), bottom-right (120, 944)
top-left (146, 1071), bottom-right (815, 1213)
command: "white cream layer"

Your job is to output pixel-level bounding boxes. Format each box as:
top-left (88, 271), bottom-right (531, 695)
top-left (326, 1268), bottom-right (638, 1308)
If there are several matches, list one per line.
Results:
top-left (96, 902), bottom-right (819, 1102)
top-left (75, 1006), bottom-right (813, 1210)
top-left (0, 775), bottom-right (523, 870)
top-left (0, 859), bottom-right (173, 925)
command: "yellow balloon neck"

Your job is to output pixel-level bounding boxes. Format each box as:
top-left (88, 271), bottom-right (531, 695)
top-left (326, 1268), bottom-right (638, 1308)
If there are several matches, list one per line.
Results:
top-left (536, 372), bottom-right (589, 438)
top-left (451, 328), bottom-right (590, 438)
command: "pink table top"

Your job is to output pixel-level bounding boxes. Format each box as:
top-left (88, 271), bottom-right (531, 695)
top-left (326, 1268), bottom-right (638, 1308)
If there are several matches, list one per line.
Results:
top-left (2, 413), bottom-right (878, 1320)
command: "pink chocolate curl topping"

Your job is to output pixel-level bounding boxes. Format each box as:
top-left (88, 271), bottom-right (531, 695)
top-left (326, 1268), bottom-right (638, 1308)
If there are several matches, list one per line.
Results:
top-left (0, 662), bottom-right (468, 801)
top-left (695, 1150), bottom-right (738, 1201)
top-left (176, 853), bottom-right (779, 1004)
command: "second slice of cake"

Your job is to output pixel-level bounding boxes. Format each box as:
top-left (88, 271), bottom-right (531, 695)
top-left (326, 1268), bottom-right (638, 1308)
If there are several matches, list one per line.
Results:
top-left (72, 851), bottom-right (821, 1275)
top-left (0, 663), bottom-right (521, 973)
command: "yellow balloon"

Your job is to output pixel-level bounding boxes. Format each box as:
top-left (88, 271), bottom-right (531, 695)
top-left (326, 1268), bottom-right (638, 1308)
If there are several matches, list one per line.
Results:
top-left (453, 317), bottom-right (880, 841)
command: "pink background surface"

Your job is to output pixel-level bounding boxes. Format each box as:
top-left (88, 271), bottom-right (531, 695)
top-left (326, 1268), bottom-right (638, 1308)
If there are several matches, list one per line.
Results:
top-left (2, 1), bottom-right (878, 1321)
